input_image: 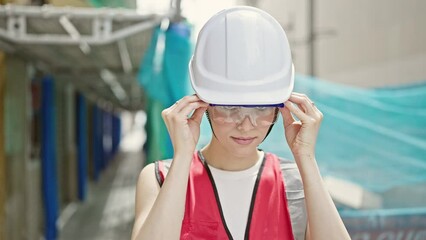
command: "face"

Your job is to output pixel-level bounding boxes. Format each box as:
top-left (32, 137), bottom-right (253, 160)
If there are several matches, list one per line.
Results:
top-left (207, 106), bottom-right (277, 156)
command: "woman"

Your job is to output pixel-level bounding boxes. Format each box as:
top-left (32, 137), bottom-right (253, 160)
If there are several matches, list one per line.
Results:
top-left (131, 6), bottom-right (351, 240)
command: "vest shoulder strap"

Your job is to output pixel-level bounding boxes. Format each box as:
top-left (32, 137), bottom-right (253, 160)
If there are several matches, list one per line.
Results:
top-left (277, 157), bottom-right (307, 239)
top-left (154, 159), bottom-right (172, 187)
top-left (278, 157), bottom-right (304, 196)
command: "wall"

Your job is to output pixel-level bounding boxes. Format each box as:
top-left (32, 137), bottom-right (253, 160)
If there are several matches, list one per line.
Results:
top-left (47, 0), bottom-right (91, 7)
top-left (54, 79), bottom-right (78, 211)
top-left (64, 82), bottom-right (77, 203)
top-left (383, 183), bottom-right (426, 209)
top-left (55, 78), bottom-right (66, 210)
top-left (0, 52), bottom-right (6, 240)
top-left (251, 0), bottom-right (426, 87)
top-left (315, 0), bottom-right (426, 87)
top-left (4, 56), bottom-right (32, 239)
top-left (0, 0), bottom-right (31, 5)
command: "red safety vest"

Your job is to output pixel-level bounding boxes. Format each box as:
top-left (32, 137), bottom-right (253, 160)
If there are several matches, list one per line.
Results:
top-left (157, 151), bottom-right (295, 240)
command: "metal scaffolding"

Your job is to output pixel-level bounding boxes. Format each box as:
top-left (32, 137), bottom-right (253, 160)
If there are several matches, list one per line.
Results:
top-left (0, 4), bottom-right (178, 111)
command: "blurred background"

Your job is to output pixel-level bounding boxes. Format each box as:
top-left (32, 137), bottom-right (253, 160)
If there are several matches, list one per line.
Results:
top-left (0, 0), bottom-right (425, 240)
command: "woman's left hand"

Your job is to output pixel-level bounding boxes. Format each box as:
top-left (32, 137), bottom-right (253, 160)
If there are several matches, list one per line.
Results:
top-left (279, 92), bottom-right (323, 159)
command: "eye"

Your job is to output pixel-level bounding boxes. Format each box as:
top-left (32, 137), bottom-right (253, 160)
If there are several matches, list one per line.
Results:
top-left (219, 106), bottom-right (239, 111)
top-left (254, 107), bottom-right (275, 115)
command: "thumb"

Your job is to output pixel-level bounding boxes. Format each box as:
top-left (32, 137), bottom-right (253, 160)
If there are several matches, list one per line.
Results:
top-left (190, 107), bottom-right (207, 124)
top-left (280, 105), bottom-right (295, 128)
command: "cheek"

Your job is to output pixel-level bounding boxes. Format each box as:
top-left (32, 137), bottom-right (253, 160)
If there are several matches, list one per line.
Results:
top-left (259, 126), bottom-right (272, 138)
top-left (210, 122), bottom-right (234, 140)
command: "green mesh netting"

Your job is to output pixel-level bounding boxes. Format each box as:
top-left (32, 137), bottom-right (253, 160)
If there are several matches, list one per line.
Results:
top-left (138, 21), bottom-right (426, 192)
top-left (198, 76), bottom-right (426, 192)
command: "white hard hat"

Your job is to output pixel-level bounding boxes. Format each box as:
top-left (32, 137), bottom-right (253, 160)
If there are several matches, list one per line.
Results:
top-left (189, 6), bottom-right (294, 106)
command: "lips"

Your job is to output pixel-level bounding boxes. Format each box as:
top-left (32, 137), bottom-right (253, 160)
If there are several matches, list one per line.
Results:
top-left (231, 136), bottom-right (256, 145)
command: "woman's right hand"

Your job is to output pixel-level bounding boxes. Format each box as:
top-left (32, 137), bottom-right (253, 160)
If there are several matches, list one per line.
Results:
top-left (162, 95), bottom-right (209, 157)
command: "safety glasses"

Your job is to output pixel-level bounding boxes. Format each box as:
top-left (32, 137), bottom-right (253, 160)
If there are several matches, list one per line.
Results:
top-left (209, 105), bottom-right (279, 127)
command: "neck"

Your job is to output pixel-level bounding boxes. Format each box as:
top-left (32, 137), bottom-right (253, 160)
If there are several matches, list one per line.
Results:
top-left (201, 141), bottom-right (263, 171)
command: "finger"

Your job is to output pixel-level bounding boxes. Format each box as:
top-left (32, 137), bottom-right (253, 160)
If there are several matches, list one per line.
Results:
top-left (180, 101), bottom-right (209, 119)
top-left (163, 97), bottom-right (205, 119)
top-left (178, 94), bottom-right (203, 105)
top-left (291, 93), bottom-right (322, 118)
top-left (166, 101), bottom-right (180, 113)
top-left (189, 106), bottom-right (207, 124)
top-left (279, 105), bottom-right (295, 128)
top-left (284, 100), bottom-right (312, 123)
top-left (291, 92), bottom-right (319, 111)
top-left (289, 99), bottom-right (309, 115)
top-left (173, 95), bottom-right (204, 111)
top-left (165, 99), bottom-right (184, 114)
top-left (289, 94), bottom-right (315, 115)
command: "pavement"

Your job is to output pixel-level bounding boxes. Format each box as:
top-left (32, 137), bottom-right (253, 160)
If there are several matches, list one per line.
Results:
top-left (59, 146), bottom-right (145, 240)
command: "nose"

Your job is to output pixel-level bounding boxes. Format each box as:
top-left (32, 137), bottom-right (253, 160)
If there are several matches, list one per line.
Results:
top-left (237, 115), bottom-right (256, 131)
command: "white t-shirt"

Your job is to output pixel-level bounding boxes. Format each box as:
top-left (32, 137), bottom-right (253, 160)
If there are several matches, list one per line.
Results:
top-left (208, 158), bottom-right (263, 240)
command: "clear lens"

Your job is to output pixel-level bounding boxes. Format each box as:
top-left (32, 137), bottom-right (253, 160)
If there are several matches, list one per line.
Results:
top-left (210, 106), bottom-right (277, 126)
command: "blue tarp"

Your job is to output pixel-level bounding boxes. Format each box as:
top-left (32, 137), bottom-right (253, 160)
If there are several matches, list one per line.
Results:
top-left (41, 76), bottom-right (59, 240)
top-left (138, 22), bottom-right (192, 164)
top-left (76, 94), bottom-right (88, 201)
